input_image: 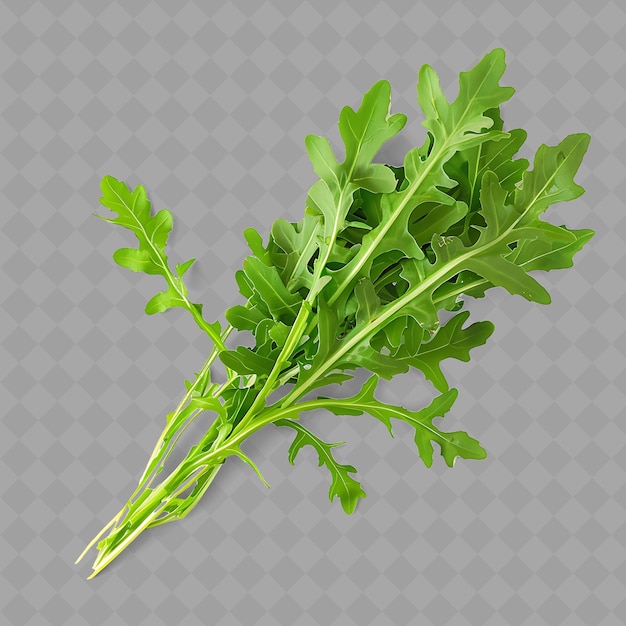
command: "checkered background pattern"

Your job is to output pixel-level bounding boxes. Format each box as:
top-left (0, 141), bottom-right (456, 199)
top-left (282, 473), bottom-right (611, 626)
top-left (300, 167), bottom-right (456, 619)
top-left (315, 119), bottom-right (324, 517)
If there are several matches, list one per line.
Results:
top-left (2, 1), bottom-right (625, 624)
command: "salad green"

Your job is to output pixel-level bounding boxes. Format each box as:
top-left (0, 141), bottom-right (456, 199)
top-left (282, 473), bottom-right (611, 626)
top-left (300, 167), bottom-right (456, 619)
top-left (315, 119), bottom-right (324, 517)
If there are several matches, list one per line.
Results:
top-left (77, 49), bottom-right (592, 578)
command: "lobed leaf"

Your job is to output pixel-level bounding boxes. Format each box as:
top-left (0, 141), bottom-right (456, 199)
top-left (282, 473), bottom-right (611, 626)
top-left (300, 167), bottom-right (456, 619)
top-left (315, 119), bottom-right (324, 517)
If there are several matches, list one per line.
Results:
top-left (276, 419), bottom-right (366, 514)
top-left (514, 133), bottom-right (590, 221)
top-left (400, 311), bottom-right (494, 392)
top-left (242, 256), bottom-right (302, 323)
top-left (329, 49), bottom-right (516, 302)
top-left (98, 176), bottom-right (222, 344)
top-left (321, 377), bottom-right (486, 468)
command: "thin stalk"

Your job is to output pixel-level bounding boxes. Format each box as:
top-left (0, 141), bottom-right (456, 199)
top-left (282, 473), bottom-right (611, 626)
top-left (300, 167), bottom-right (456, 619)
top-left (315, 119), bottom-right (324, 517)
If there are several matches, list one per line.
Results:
top-left (85, 389), bottom-right (319, 577)
top-left (129, 324), bottom-right (233, 502)
top-left (88, 453), bottom-right (225, 576)
top-left (147, 463), bottom-right (223, 528)
top-left (77, 326), bottom-right (234, 567)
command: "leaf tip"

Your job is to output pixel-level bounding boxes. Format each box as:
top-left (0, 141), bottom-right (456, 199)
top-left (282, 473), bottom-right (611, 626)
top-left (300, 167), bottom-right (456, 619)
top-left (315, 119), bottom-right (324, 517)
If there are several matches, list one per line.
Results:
top-left (574, 132), bottom-right (591, 150)
top-left (390, 112), bottom-right (408, 132)
top-left (368, 78), bottom-right (392, 97)
top-left (341, 496), bottom-right (361, 515)
top-left (100, 174), bottom-right (118, 189)
top-left (92, 212), bottom-right (113, 223)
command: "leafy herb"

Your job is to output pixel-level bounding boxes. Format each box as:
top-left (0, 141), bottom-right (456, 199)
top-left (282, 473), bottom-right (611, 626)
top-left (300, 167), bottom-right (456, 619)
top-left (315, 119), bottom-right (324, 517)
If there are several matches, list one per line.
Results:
top-left (77, 49), bottom-right (592, 578)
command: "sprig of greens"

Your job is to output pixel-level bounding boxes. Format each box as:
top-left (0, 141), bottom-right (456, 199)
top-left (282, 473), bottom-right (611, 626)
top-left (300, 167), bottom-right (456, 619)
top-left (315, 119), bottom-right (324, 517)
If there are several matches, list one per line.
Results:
top-left (77, 49), bottom-right (592, 578)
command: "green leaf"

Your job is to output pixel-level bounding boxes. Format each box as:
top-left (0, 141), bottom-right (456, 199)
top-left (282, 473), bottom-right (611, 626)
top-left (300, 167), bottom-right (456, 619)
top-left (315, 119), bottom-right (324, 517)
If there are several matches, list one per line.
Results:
top-left (225, 304), bottom-right (267, 332)
top-left (244, 228), bottom-right (271, 265)
top-left (235, 269), bottom-right (254, 299)
top-left (338, 339), bottom-right (410, 380)
top-left (276, 419), bottom-right (366, 514)
top-left (397, 258), bottom-right (440, 332)
top-left (305, 135), bottom-right (341, 189)
top-left (176, 258), bottom-right (196, 278)
top-left (304, 79), bottom-right (407, 267)
top-left (432, 270), bottom-right (486, 308)
top-left (322, 377), bottom-right (486, 467)
top-left (302, 372), bottom-right (354, 392)
top-left (145, 291), bottom-right (186, 315)
top-left (329, 49), bottom-right (515, 301)
top-left (338, 80), bottom-right (407, 192)
top-left (381, 316), bottom-right (407, 349)
top-left (431, 225), bottom-right (593, 309)
top-left (98, 176), bottom-right (222, 346)
top-left (458, 165), bottom-right (583, 304)
top-left (270, 215), bottom-right (319, 292)
top-left (112, 247), bottom-right (158, 274)
top-left (99, 177), bottom-right (166, 242)
top-left (355, 278), bottom-right (381, 327)
top-left (464, 254), bottom-right (552, 304)
top-left (229, 448), bottom-right (270, 487)
top-left (284, 136), bottom-right (591, 413)
top-left (418, 48), bottom-right (514, 149)
top-left (509, 227), bottom-right (594, 272)
top-left (514, 133), bottom-right (590, 221)
top-left (443, 107), bottom-right (529, 236)
top-left (402, 311), bottom-right (494, 391)
top-left (311, 297), bottom-right (341, 365)
top-left (268, 321), bottom-right (291, 346)
top-left (299, 293), bottom-right (408, 382)
top-left (410, 200), bottom-right (469, 246)
top-left (243, 255), bottom-right (302, 323)
top-left (190, 395), bottom-right (225, 415)
top-left (220, 346), bottom-right (276, 377)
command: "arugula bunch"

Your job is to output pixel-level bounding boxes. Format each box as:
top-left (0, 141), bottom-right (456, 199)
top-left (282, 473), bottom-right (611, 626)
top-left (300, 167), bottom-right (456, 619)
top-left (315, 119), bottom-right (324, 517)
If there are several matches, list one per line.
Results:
top-left (77, 49), bottom-right (592, 577)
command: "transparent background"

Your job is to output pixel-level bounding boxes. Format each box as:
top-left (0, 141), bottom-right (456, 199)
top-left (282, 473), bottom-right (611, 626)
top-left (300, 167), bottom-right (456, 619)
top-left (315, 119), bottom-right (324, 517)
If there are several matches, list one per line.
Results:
top-left (2, 1), bottom-right (625, 624)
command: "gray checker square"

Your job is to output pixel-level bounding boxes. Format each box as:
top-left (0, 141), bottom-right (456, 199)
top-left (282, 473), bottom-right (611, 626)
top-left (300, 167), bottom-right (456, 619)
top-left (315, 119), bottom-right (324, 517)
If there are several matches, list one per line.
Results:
top-left (2, 1), bottom-right (625, 625)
